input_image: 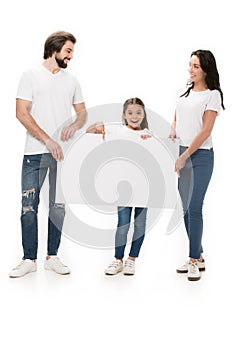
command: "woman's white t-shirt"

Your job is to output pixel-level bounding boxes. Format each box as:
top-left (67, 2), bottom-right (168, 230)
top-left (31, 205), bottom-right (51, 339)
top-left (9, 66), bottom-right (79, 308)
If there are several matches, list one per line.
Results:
top-left (175, 89), bottom-right (221, 149)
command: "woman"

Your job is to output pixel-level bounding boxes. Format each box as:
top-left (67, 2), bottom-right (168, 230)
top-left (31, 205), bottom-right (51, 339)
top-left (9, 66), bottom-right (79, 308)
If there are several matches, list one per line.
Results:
top-left (170, 50), bottom-right (225, 281)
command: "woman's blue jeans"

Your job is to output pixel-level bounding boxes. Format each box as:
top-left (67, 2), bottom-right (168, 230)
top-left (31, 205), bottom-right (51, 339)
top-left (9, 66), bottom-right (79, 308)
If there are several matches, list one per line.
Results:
top-left (21, 154), bottom-right (65, 260)
top-left (115, 207), bottom-right (147, 259)
top-left (178, 146), bottom-right (214, 259)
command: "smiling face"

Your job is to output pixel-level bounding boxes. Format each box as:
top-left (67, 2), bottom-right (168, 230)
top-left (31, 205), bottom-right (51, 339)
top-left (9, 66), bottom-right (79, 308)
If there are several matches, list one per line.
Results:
top-left (124, 104), bottom-right (145, 130)
top-left (55, 40), bottom-right (74, 68)
top-left (188, 55), bottom-right (207, 88)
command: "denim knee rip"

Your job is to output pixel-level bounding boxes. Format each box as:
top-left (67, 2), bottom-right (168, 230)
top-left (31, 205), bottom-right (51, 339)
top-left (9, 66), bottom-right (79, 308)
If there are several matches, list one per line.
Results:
top-left (22, 188), bottom-right (36, 215)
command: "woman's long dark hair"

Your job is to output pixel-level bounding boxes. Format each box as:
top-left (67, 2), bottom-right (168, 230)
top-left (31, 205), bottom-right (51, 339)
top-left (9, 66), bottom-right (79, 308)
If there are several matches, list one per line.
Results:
top-left (122, 97), bottom-right (149, 129)
top-left (181, 50), bottom-right (225, 109)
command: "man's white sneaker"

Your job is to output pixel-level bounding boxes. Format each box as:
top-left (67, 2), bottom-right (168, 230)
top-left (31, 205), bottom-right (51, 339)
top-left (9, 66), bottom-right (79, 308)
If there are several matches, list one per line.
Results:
top-left (187, 262), bottom-right (201, 281)
top-left (44, 256), bottom-right (71, 275)
top-left (123, 259), bottom-right (135, 275)
top-left (9, 259), bottom-right (37, 278)
top-left (105, 260), bottom-right (123, 275)
top-left (176, 260), bottom-right (205, 273)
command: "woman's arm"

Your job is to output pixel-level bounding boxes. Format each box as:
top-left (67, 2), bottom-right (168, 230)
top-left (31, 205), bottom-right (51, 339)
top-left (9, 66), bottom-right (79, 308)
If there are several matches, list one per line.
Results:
top-left (186, 110), bottom-right (217, 156)
top-left (175, 110), bottom-right (218, 176)
top-left (169, 113), bottom-right (177, 140)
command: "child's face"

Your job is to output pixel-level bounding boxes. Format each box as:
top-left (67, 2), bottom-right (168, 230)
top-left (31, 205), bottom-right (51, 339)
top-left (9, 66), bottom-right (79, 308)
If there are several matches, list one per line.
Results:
top-left (124, 104), bottom-right (144, 130)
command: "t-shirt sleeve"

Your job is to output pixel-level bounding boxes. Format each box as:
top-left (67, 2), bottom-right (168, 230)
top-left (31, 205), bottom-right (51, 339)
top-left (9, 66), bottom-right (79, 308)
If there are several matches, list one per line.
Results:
top-left (205, 90), bottom-right (222, 115)
top-left (16, 71), bottom-right (33, 101)
top-left (73, 78), bottom-right (84, 104)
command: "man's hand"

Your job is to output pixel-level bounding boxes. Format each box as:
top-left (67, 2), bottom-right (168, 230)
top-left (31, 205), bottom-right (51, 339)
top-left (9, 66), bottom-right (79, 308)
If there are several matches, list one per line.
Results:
top-left (60, 123), bottom-right (78, 142)
top-left (45, 139), bottom-right (64, 161)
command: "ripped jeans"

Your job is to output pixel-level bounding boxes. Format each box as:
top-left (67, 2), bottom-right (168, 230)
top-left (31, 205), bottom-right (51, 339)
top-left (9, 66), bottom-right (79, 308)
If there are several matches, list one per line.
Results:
top-left (21, 154), bottom-right (65, 260)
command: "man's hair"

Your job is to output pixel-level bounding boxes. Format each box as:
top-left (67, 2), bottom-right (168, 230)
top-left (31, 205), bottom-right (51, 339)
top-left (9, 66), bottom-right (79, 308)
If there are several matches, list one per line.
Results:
top-left (43, 31), bottom-right (76, 59)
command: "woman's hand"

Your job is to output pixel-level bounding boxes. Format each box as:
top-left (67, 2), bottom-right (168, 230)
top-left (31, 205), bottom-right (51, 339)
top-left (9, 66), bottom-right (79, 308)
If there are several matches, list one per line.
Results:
top-left (175, 150), bottom-right (190, 177)
top-left (169, 126), bottom-right (177, 141)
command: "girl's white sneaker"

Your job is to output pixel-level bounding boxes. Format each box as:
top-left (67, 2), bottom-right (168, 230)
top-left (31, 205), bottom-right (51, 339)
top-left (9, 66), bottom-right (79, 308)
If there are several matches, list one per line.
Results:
top-left (105, 260), bottom-right (123, 275)
top-left (123, 259), bottom-right (135, 275)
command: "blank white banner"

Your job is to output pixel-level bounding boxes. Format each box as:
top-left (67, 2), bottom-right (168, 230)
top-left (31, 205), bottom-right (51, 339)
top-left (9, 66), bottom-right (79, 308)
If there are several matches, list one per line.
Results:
top-left (56, 130), bottom-right (179, 209)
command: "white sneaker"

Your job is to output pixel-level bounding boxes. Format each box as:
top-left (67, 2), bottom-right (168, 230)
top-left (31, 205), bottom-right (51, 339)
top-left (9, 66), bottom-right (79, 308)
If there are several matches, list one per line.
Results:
top-left (105, 260), bottom-right (123, 275)
top-left (9, 259), bottom-right (37, 278)
top-left (187, 262), bottom-right (201, 281)
top-left (123, 259), bottom-right (135, 275)
top-left (44, 256), bottom-right (71, 275)
top-left (176, 260), bottom-right (205, 273)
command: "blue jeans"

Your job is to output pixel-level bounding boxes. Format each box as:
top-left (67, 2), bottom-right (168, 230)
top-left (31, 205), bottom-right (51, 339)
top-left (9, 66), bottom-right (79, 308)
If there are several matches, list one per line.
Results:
top-left (115, 207), bottom-right (147, 259)
top-left (178, 146), bottom-right (214, 259)
top-left (21, 154), bottom-right (65, 260)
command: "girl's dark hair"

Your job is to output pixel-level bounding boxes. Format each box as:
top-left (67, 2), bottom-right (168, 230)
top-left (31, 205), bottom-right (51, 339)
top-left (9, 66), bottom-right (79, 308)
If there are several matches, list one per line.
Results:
top-left (181, 49), bottom-right (225, 109)
top-left (122, 97), bottom-right (149, 129)
top-left (43, 31), bottom-right (76, 59)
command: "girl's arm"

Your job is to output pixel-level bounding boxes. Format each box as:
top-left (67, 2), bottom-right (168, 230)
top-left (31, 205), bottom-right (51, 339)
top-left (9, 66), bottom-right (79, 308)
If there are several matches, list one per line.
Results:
top-left (175, 110), bottom-right (217, 176)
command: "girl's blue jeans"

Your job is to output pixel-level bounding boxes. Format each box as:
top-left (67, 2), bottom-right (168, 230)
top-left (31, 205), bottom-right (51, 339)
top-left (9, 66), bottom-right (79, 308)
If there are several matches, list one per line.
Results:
top-left (115, 206), bottom-right (147, 259)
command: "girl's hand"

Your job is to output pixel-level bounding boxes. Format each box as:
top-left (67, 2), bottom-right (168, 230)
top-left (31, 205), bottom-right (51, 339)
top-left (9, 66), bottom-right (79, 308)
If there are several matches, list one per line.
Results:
top-left (174, 150), bottom-right (189, 177)
top-left (141, 134), bottom-right (151, 140)
top-left (86, 122), bottom-right (105, 140)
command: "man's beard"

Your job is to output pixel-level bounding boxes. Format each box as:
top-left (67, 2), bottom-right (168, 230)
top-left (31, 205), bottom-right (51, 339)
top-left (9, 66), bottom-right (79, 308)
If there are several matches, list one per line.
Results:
top-left (55, 55), bottom-right (68, 68)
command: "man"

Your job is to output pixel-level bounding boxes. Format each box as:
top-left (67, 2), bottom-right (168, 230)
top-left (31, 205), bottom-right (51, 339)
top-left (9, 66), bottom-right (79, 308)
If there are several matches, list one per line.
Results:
top-left (9, 31), bottom-right (87, 278)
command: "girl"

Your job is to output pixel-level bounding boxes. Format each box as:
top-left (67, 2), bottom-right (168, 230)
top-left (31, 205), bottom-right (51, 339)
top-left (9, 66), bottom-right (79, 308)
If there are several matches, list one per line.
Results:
top-left (86, 97), bottom-right (150, 275)
top-left (170, 50), bottom-right (225, 281)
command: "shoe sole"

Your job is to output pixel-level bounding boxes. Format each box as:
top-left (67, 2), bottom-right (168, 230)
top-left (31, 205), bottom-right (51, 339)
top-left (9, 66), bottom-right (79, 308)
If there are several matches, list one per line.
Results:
top-left (176, 267), bottom-right (205, 274)
top-left (105, 269), bottom-right (123, 275)
top-left (44, 267), bottom-right (70, 275)
top-left (188, 276), bottom-right (201, 281)
top-left (9, 270), bottom-right (37, 278)
top-left (123, 272), bottom-right (135, 275)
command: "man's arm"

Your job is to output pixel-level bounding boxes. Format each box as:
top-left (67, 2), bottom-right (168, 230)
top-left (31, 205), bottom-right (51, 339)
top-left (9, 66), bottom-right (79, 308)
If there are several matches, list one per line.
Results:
top-left (60, 102), bottom-right (87, 141)
top-left (16, 98), bottom-right (64, 161)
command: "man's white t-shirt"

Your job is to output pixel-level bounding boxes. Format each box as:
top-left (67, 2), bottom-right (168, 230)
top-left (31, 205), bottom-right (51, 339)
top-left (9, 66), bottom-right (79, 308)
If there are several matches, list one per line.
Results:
top-left (175, 89), bottom-right (221, 149)
top-left (16, 64), bottom-right (84, 155)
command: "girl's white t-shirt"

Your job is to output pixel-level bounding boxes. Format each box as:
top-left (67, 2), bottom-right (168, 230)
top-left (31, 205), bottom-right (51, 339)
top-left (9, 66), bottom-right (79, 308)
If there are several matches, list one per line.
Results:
top-left (104, 123), bottom-right (149, 140)
top-left (175, 89), bottom-right (222, 149)
top-left (16, 64), bottom-right (84, 155)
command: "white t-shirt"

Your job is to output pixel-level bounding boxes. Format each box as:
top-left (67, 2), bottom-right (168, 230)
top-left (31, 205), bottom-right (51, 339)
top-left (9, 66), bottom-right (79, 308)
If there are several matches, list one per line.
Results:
top-left (175, 89), bottom-right (221, 149)
top-left (104, 123), bottom-right (149, 140)
top-left (16, 64), bottom-right (84, 154)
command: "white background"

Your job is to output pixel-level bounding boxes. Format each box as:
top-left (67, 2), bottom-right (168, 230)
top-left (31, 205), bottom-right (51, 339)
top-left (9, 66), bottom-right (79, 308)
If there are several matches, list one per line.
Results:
top-left (0, 0), bottom-right (233, 349)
